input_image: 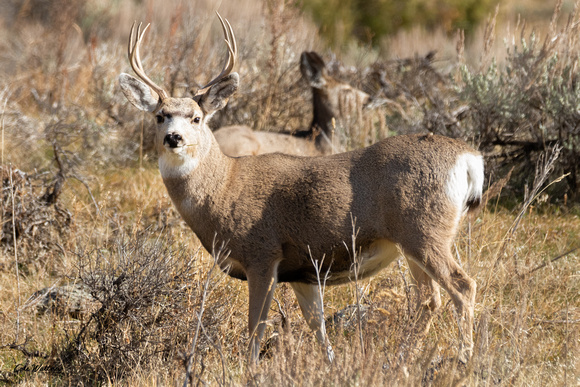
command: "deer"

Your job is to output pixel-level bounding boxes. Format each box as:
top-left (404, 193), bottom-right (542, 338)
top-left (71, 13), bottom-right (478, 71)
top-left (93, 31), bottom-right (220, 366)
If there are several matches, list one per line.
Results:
top-left (118, 14), bottom-right (484, 366)
top-left (213, 51), bottom-right (383, 157)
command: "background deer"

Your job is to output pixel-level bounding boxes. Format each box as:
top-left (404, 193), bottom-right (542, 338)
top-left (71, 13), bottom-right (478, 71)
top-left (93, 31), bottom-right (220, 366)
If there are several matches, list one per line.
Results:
top-left (213, 51), bottom-right (384, 157)
top-left (119, 15), bottom-right (484, 365)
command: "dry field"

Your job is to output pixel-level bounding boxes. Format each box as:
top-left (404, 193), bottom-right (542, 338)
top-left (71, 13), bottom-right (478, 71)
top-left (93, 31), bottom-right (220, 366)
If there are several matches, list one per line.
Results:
top-left (0, 0), bottom-right (578, 385)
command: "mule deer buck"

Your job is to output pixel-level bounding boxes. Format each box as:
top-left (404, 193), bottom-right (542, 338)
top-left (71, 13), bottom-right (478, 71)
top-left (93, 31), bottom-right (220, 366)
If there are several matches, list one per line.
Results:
top-left (213, 51), bottom-right (384, 157)
top-left (119, 14), bottom-right (484, 365)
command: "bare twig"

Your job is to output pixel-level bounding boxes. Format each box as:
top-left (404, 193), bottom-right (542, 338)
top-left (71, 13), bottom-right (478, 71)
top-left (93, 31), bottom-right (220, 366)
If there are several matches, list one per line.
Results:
top-left (308, 246), bottom-right (333, 360)
top-left (531, 318), bottom-right (580, 325)
top-left (521, 247), bottom-right (579, 278)
top-left (183, 236), bottom-right (229, 387)
top-left (344, 213), bottom-right (365, 357)
top-left (308, 247), bottom-right (330, 325)
top-left (2, 341), bottom-right (49, 360)
top-left (397, 258), bottom-right (413, 317)
top-left (199, 319), bottom-right (227, 386)
top-left (494, 144), bottom-right (563, 269)
top-left (1, 86), bottom-right (11, 166)
top-left (9, 165), bottom-right (22, 342)
top-left (51, 142), bottom-right (100, 215)
top-left (69, 174), bottom-right (101, 216)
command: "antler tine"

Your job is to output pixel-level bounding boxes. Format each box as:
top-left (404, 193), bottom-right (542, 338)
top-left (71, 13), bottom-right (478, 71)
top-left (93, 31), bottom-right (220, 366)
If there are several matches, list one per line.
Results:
top-left (220, 13), bottom-right (237, 65)
top-left (128, 21), bottom-right (169, 101)
top-left (130, 22), bottom-right (146, 74)
top-left (198, 12), bottom-right (238, 91)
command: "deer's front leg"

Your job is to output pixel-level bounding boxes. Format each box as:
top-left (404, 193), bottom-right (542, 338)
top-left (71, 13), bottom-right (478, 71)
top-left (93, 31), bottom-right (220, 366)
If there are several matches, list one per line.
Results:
top-left (246, 261), bottom-right (280, 366)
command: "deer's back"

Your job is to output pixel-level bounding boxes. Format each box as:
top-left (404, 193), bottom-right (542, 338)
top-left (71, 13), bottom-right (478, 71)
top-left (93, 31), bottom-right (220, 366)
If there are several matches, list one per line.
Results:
top-left (213, 126), bottom-right (320, 157)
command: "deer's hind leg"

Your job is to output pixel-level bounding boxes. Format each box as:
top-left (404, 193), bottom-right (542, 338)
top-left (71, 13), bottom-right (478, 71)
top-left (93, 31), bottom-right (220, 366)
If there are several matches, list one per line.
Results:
top-left (407, 260), bottom-right (442, 336)
top-left (291, 282), bottom-right (335, 362)
top-left (405, 242), bottom-right (476, 363)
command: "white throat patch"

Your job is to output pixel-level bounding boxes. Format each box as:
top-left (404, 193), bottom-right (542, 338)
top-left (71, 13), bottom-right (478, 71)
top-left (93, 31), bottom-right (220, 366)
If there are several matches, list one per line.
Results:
top-left (158, 152), bottom-right (199, 179)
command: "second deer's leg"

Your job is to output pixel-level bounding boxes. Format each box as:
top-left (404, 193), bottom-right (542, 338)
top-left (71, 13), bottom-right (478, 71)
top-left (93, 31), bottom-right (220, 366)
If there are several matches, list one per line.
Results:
top-left (290, 282), bottom-right (335, 362)
top-left (247, 261), bottom-right (280, 366)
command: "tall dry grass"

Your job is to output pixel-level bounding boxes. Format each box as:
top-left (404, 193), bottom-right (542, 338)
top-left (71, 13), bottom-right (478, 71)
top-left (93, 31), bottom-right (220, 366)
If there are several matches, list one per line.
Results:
top-left (0, 0), bottom-right (578, 385)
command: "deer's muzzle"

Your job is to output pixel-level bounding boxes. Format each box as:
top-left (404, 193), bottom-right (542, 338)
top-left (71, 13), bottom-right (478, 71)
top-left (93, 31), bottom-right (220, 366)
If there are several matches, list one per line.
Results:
top-left (163, 133), bottom-right (183, 148)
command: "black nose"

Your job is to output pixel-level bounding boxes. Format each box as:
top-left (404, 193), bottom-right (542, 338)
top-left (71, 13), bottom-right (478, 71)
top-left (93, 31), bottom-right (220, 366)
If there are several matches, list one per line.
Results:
top-left (163, 133), bottom-right (182, 148)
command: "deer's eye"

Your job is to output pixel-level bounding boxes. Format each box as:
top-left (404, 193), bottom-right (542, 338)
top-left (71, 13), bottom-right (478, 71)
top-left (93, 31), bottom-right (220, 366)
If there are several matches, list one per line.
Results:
top-left (193, 117), bottom-right (201, 124)
top-left (156, 115), bottom-right (164, 124)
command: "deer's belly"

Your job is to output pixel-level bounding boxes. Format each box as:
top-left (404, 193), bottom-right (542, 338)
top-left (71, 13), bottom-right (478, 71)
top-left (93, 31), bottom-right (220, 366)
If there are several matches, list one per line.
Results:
top-left (223, 239), bottom-right (402, 285)
top-left (325, 239), bottom-right (402, 285)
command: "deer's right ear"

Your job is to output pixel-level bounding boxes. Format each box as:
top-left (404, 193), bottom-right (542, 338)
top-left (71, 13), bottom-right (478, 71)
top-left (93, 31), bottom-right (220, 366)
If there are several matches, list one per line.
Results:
top-left (119, 73), bottom-right (159, 113)
top-left (300, 51), bottom-right (327, 89)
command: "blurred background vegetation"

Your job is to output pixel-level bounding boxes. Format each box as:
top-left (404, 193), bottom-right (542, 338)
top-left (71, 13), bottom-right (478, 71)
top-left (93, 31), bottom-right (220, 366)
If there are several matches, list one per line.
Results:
top-left (298, 0), bottom-right (579, 49)
top-left (3, 0), bottom-right (578, 201)
top-left (299, 0), bottom-right (499, 47)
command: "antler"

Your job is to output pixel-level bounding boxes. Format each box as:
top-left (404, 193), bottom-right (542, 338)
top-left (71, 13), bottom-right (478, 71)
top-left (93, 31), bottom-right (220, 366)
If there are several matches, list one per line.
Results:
top-left (128, 21), bottom-right (169, 102)
top-left (197, 12), bottom-right (238, 93)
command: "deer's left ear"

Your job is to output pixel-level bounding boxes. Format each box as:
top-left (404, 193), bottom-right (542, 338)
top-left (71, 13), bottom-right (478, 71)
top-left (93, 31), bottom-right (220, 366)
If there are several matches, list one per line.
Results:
top-left (119, 73), bottom-right (160, 113)
top-left (195, 73), bottom-right (239, 118)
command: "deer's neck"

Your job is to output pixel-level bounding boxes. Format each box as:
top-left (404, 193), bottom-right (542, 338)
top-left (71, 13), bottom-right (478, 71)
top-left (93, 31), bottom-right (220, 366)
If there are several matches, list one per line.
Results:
top-left (159, 137), bottom-right (234, 235)
top-left (310, 89), bottom-right (334, 136)
top-left (310, 89), bottom-right (336, 154)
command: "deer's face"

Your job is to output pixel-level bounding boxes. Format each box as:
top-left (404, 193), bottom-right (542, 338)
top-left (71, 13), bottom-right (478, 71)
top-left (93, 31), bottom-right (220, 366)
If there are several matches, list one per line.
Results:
top-left (151, 97), bottom-right (220, 178)
top-left (119, 72), bottom-right (239, 176)
top-left (153, 98), bottom-right (205, 157)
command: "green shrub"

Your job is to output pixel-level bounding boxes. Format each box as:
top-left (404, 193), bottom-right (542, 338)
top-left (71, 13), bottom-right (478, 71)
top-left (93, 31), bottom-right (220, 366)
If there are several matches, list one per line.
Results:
top-left (457, 23), bottom-right (580, 200)
top-left (299, 0), bottom-right (499, 47)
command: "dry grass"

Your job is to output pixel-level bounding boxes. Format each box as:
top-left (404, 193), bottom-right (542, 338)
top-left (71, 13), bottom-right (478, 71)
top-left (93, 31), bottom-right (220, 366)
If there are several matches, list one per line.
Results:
top-left (0, 0), bottom-right (579, 385)
top-left (1, 165), bottom-right (579, 385)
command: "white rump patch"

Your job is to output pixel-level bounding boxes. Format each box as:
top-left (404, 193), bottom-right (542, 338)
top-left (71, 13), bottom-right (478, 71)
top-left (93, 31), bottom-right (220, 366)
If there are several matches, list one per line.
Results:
top-left (446, 153), bottom-right (484, 218)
